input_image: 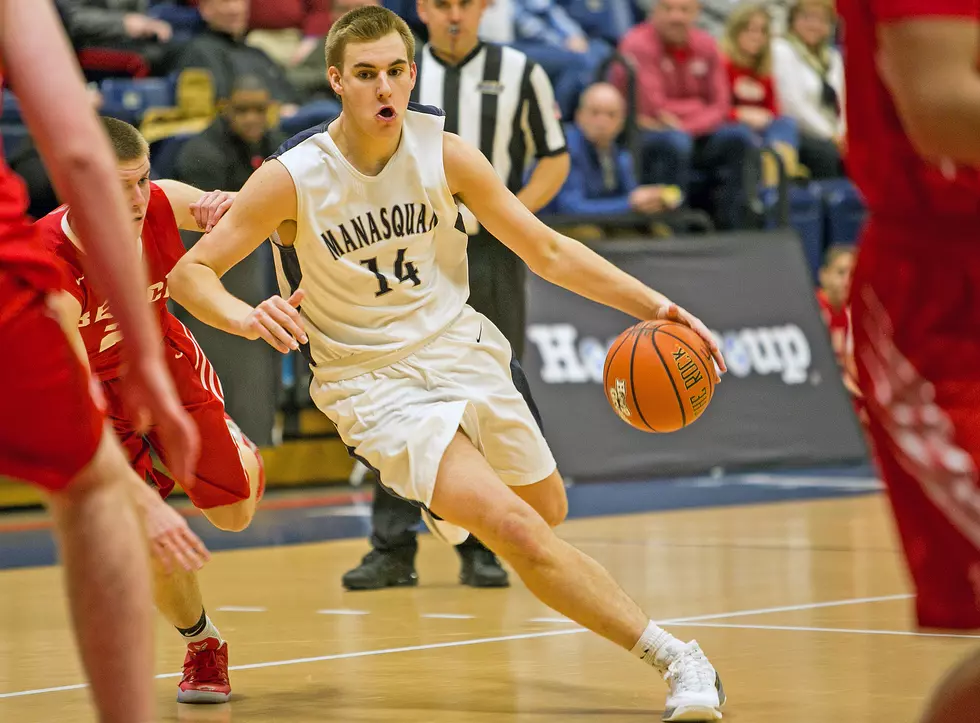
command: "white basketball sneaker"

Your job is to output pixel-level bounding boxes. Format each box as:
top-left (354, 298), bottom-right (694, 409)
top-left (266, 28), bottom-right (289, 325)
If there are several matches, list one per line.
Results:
top-left (421, 507), bottom-right (470, 546)
top-left (662, 641), bottom-right (726, 721)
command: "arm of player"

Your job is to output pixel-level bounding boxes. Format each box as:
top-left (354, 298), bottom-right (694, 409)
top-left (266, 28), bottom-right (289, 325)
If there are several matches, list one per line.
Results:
top-left (516, 153), bottom-right (570, 213)
top-left (878, 17), bottom-right (980, 164)
top-left (47, 290), bottom-right (211, 572)
top-left (0, 0), bottom-right (159, 359)
top-left (0, 0), bottom-right (198, 483)
top-left (155, 179), bottom-right (237, 234)
top-left (444, 133), bottom-right (725, 379)
top-left (168, 160), bottom-right (309, 354)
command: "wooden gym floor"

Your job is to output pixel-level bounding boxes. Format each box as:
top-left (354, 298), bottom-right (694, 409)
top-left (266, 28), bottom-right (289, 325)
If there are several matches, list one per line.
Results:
top-left (0, 472), bottom-right (973, 722)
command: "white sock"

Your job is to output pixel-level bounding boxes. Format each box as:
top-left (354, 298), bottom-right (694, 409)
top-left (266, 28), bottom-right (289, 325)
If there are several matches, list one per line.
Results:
top-left (631, 621), bottom-right (684, 673)
top-left (178, 610), bottom-right (224, 646)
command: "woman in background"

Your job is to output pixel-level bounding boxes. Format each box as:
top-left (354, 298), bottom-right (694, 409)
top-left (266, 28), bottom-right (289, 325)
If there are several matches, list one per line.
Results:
top-left (772, 0), bottom-right (844, 179)
top-left (721, 2), bottom-right (799, 184)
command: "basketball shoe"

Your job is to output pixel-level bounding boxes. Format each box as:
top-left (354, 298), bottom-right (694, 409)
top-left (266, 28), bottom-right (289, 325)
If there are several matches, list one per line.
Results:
top-left (177, 638), bottom-right (231, 704)
top-left (661, 641), bottom-right (726, 721)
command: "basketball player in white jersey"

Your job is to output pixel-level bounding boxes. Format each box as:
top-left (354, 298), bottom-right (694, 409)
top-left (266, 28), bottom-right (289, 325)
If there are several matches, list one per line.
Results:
top-left (170, 6), bottom-right (729, 720)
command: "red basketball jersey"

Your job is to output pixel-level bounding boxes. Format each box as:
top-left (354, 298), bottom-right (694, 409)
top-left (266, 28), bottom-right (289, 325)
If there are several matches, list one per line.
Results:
top-left (0, 77), bottom-right (63, 298)
top-left (36, 183), bottom-right (186, 381)
top-left (838, 0), bottom-right (980, 227)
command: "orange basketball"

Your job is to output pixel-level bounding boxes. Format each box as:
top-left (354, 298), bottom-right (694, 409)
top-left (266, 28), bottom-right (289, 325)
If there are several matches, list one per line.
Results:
top-left (602, 320), bottom-right (716, 433)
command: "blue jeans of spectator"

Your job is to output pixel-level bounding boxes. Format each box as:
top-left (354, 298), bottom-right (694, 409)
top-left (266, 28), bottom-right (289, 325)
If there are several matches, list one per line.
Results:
top-left (513, 40), bottom-right (611, 119)
top-left (760, 116), bottom-right (799, 150)
top-left (640, 123), bottom-right (756, 230)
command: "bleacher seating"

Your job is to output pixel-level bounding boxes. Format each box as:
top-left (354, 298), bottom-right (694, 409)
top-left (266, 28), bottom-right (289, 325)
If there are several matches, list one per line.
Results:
top-left (148, 133), bottom-right (196, 179)
top-left (100, 77), bottom-right (176, 125)
top-left (763, 183), bottom-right (825, 280)
top-left (2, 93), bottom-right (20, 124)
top-left (77, 48), bottom-right (151, 82)
top-left (819, 178), bottom-right (867, 247)
top-left (146, 2), bottom-right (204, 39)
top-left (0, 123), bottom-right (28, 156)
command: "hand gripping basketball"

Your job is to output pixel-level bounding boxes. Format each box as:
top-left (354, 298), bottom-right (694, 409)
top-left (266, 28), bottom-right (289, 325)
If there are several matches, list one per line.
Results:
top-left (243, 289), bottom-right (309, 354)
top-left (656, 303), bottom-right (726, 382)
top-left (603, 304), bottom-right (725, 433)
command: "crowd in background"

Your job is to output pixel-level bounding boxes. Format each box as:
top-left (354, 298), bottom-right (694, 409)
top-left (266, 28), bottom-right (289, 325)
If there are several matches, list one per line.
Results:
top-left (0, 0), bottom-right (858, 444)
top-left (22, 0), bottom-right (850, 235)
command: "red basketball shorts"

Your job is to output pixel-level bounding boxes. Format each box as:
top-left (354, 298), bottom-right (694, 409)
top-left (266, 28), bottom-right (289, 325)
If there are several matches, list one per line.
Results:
top-left (0, 273), bottom-right (104, 492)
top-left (851, 217), bottom-right (980, 629)
top-left (102, 319), bottom-right (257, 510)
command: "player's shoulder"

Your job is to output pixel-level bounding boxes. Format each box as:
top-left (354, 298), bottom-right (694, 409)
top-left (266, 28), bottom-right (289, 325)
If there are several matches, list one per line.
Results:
top-left (269, 118), bottom-right (334, 162)
top-left (35, 206), bottom-right (76, 256)
top-left (407, 101), bottom-right (445, 119)
top-left (33, 206), bottom-right (86, 291)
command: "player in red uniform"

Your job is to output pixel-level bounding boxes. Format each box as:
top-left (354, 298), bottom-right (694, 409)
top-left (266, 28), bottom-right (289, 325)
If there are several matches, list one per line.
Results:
top-left (836, 0), bottom-right (980, 719)
top-left (37, 117), bottom-right (266, 704)
top-left (0, 1), bottom-right (205, 721)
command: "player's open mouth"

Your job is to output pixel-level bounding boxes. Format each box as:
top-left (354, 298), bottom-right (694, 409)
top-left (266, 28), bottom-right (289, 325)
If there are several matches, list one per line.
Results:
top-left (377, 106), bottom-right (396, 121)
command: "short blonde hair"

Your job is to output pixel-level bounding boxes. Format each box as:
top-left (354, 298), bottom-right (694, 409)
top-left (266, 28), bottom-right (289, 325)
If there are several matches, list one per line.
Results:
top-left (325, 5), bottom-right (415, 73)
top-left (100, 116), bottom-right (149, 162)
top-left (721, 3), bottom-right (773, 75)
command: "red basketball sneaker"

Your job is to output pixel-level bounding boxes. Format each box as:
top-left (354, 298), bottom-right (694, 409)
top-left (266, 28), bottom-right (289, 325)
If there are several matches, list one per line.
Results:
top-left (177, 638), bottom-right (231, 704)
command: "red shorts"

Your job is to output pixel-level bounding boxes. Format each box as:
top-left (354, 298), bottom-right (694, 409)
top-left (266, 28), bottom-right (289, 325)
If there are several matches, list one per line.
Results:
top-left (102, 320), bottom-right (257, 510)
top-left (852, 218), bottom-right (980, 629)
top-left (0, 273), bottom-right (104, 491)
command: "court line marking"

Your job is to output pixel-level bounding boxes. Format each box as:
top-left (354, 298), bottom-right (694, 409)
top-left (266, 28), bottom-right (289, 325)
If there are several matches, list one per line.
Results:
top-left (0, 592), bottom-right (914, 701)
top-left (529, 617), bottom-right (574, 624)
top-left (317, 609), bottom-right (370, 616)
top-left (217, 606), bottom-right (267, 613)
top-left (674, 621), bottom-right (980, 640)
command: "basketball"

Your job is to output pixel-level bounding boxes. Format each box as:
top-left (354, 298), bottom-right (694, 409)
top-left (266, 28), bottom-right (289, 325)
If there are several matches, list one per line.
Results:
top-left (602, 320), bottom-right (716, 433)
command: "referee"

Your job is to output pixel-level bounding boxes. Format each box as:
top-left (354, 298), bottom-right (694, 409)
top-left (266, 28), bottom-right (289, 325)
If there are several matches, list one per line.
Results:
top-left (342, 0), bottom-right (570, 591)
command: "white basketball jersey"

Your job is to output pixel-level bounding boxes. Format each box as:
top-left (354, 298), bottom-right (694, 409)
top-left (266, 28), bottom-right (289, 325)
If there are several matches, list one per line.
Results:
top-left (271, 104), bottom-right (469, 382)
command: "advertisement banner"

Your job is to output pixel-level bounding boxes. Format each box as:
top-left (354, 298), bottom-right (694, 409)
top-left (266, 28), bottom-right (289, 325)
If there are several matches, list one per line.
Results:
top-left (524, 231), bottom-right (868, 480)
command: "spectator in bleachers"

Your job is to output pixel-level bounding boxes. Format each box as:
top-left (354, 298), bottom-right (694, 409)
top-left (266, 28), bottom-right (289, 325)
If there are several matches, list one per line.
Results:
top-left (557, 0), bottom-right (636, 45)
top-left (720, 2), bottom-right (798, 184)
top-left (172, 75), bottom-right (285, 191)
top-left (170, 74), bottom-right (285, 446)
top-left (479, 0), bottom-right (515, 43)
top-left (511, 0), bottom-right (611, 118)
top-left (174, 0), bottom-right (303, 118)
top-left (278, 0), bottom-right (381, 102)
top-left (556, 82), bottom-right (678, 224)
top-left (614, 0), bottom-right (755, 230)
top-left (56, 0), bottom-right (176, 74)
top-left (246, 0), bottom-right (331, 72)
top-left (816, 244), bottom-right (862, 416)
top-left (382, 0), bottom-right (427, 41)
top-left (771, 0), bottom-right (843, 179)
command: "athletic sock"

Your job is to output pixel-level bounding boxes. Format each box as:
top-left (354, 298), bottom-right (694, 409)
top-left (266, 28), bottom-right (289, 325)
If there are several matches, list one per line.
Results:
top-left (631, 620), bottom-right (684, 674)
top-left (176, 609), bottom-right (223, 646)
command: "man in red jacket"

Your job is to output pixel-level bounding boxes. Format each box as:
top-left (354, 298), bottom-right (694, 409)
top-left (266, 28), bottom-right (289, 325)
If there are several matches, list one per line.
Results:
top-left (611, 0), bottom-right (755, 230)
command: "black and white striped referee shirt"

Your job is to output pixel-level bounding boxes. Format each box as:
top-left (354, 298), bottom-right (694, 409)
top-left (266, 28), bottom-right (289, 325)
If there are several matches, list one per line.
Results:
top-left (410, 42), bottom-right (567, 234)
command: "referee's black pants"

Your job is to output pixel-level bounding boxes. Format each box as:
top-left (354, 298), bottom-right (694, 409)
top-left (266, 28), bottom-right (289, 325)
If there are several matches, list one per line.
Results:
top-left (369, 230), bottom-right (528, 555)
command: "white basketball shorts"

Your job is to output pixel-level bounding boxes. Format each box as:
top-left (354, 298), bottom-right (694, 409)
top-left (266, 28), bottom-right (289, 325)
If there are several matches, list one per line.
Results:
top-left (310, 305), bottom-right (557, 506)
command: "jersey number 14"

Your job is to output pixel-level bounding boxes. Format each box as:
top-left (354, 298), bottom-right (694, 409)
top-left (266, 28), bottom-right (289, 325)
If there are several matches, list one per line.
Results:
top-left (361, 248), bottom-right (421, 297)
